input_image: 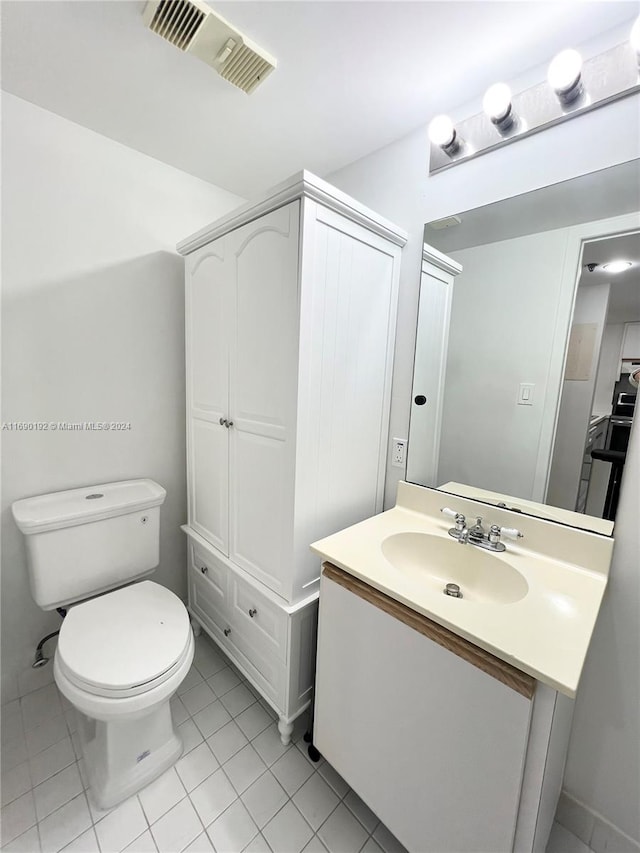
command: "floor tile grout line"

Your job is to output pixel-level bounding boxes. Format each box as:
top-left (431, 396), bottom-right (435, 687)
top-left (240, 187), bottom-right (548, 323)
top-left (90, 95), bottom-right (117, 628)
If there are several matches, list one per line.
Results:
top-left (7, 641), bottom-right (387, 853)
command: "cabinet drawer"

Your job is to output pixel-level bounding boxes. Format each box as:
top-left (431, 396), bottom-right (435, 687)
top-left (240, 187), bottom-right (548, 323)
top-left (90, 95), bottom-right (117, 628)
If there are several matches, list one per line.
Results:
top-left (225, 623), bottom-right (285, 708)
top-left (230, 576), bottom-right (288, 663)
top-left (188, 564), bottom-right (286, 710)
top-left (188, 565), bottom-right (233, 648)
top-left (190, 543), bottom-right (228, 610)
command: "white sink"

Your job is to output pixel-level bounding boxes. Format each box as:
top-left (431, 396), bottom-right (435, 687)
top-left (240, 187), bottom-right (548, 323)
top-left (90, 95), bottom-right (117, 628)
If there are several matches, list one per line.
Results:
top-left (311, 481), bottom-right (613, 697)
top-left (381, 531), bottom-right (529, 605)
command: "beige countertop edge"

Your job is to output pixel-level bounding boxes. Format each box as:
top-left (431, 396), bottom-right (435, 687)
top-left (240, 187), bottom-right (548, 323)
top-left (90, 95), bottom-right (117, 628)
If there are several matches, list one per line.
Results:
top-left (311, 538), bottom-right (607, 699)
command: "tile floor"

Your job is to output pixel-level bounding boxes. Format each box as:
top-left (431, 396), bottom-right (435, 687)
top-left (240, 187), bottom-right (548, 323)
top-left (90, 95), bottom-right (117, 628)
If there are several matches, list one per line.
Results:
top-left (2, 633), bottom-right (595, 853)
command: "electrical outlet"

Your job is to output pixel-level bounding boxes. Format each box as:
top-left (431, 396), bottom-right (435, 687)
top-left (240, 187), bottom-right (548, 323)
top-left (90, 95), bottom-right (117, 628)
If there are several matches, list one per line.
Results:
top-left (392, 437), bottom-right (407, 468)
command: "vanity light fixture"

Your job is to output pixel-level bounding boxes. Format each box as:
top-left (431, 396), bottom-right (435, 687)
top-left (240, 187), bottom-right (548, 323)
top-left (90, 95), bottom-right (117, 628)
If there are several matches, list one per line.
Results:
top-left (482, 83), bottom-right (516, 133)
top-left (428, 115), bottom-right (463, 156)
top-left (547, 49), bottom-right (584, 105)
top-left (602, 260), bottom-right (633, 273)
top-left (428, 28), bottom-right (640, 175)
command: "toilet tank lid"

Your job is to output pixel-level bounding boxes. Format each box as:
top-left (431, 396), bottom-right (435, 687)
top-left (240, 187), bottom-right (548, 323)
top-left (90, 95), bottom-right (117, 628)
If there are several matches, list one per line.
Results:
top-left (12, 479), bottom-right (166, 534)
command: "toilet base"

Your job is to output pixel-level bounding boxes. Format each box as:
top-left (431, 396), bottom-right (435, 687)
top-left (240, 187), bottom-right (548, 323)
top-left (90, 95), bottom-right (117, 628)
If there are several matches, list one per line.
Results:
top-left (78, 699), bottom-right (183, 810)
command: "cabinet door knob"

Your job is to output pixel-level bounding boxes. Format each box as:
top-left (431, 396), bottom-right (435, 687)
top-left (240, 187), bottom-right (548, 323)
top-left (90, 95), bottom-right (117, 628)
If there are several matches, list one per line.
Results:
top-left (200, 565), bottom-right (208, 575)
top-left (248, 608), bottom-right (257, 618)
top-left (219, 417), bottom-right (227, 426)
top-left (224, 627), bottom-right (231, 637)
top-left (227, 420), bottom-right (234, 428)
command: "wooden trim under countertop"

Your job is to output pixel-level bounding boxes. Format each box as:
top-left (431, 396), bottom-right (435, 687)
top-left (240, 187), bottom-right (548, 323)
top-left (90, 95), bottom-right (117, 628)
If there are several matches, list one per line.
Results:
top-left (322, 562), bottom-right (536, 700)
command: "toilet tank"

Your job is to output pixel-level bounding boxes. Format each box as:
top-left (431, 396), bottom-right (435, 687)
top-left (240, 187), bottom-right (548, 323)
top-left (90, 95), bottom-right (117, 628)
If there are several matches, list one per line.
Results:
top-left (12, 479), bottom-right (167, 610)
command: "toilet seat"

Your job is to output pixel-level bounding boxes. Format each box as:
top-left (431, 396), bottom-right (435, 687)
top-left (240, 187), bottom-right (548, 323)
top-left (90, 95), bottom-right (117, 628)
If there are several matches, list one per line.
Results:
top-left (57, 580), bottom-right (191, 699)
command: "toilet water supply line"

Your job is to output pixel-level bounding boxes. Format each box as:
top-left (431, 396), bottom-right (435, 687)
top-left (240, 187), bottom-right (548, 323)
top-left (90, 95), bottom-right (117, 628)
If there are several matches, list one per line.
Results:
top-left (32, 607), bottom-right (67, 668)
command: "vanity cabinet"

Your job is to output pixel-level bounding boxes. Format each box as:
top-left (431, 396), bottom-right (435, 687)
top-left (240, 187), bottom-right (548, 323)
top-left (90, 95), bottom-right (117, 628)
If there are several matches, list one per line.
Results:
top-left (179, 172), bottom-right (406, 740)
top-left (314, 563), bottom-right (574, 853)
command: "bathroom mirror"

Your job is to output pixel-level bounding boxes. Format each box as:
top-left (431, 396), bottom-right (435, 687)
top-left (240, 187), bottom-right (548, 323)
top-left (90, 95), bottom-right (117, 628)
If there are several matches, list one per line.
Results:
top-left (406, 159), bottom-right (640, 534)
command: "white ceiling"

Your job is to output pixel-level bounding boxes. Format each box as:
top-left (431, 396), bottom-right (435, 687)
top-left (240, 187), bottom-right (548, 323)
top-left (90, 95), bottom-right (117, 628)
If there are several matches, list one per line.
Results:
top-left (1, 1), bottom-right (636, 197)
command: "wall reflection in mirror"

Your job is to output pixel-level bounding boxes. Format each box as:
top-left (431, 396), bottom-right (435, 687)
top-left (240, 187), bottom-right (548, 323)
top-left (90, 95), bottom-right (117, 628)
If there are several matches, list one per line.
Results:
top-left (406, 159), bottom-right (640, 535)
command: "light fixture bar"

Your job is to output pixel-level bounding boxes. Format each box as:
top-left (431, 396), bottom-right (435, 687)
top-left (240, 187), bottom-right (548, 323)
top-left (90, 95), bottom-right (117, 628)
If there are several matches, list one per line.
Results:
top-left (429, 41), bottom-right (640, 175)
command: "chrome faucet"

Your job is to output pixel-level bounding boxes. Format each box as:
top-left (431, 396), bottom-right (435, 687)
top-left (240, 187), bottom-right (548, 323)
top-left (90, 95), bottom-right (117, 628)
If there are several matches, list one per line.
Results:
top-left (441, 508), bottom-right (523, 552)
top-left (468, 517), bottom-right (486, 543)
top-left (448, 511), bottom-right (470, 544)
top-left (458, 524), bottom-right (470, 545)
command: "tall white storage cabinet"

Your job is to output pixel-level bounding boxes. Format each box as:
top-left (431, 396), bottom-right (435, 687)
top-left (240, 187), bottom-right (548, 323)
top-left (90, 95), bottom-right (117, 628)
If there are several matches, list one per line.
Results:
top-left (178, 172), bottom-right (406, 743)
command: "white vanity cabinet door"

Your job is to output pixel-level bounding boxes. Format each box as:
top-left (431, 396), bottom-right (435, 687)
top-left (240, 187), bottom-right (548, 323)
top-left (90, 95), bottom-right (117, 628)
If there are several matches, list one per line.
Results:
top-left (227, 202), bottom-right (300, 597)
top-left (314, 569), bottom-right (534, 853)
top-left (186, 240), bottom-right (230, 553)
top-left (406, 245), bottom-right (462, 488)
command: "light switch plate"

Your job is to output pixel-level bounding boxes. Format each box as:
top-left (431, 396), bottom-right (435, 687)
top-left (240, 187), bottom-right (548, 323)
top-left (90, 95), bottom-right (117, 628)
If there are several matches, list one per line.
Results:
top-left (518, 383), bottom-right (535, 406)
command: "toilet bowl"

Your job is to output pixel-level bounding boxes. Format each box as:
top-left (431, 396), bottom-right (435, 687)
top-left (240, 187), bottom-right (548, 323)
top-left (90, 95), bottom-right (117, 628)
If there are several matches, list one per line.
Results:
top-left (53, 580), bottom-right (194, 808)
top-left (11, 478), bottom-right (196, 810)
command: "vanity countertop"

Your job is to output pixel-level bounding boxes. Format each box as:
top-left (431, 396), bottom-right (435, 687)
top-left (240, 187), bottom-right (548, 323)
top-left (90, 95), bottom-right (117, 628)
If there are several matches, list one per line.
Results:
top-left (311, 482), bottom-right (613, 698)
top-left (589, 413), bottom-right (610, 428)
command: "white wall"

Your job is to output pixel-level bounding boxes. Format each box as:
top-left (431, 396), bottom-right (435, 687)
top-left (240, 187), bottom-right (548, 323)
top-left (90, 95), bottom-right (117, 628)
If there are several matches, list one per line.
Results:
top-left (592, 323), bottom-right (625, 415)
top-left (547, 283), bottom-right (610, 511)
top-left (1, 93), bottom-right (244, 702)
top-left (326, 29), bottom-right (640, 847)
top-left (436, 229), bottom-right (571, 500)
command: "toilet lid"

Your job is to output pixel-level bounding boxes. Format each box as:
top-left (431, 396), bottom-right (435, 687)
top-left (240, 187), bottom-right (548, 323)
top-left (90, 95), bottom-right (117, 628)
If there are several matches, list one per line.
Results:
top-left (57, 581), bottom-right (191, 692)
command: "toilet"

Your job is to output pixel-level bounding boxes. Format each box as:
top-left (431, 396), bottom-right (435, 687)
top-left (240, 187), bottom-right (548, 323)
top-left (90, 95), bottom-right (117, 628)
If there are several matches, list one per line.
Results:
top-left (12, 479), bottom-right (194, 809)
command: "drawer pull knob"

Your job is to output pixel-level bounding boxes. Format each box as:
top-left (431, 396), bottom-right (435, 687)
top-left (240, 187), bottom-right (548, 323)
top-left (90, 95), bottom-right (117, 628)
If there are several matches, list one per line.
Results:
top-left (248, 608), bottom-right (257, 618)
top-left (224, 627), bottom-right (231, 637)
top-left (200, 566), bottom-right (208, 575)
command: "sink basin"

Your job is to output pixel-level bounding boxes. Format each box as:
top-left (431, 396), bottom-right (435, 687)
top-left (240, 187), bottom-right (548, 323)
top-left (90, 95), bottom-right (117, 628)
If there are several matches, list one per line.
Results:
top-left (381, 532), bottom-right (528, 605)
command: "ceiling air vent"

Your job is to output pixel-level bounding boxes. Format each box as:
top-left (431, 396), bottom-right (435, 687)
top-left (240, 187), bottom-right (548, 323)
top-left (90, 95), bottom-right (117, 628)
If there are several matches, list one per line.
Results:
top-left (143, 0), bottom-right (277, 94)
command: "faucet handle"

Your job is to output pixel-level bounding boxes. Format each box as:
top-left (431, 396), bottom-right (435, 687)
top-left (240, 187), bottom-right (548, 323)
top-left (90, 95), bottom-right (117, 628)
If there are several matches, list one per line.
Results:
top-left (441, 507), bottom-right (466, 530)
top-left (498, 526), bottom-right (524, 541)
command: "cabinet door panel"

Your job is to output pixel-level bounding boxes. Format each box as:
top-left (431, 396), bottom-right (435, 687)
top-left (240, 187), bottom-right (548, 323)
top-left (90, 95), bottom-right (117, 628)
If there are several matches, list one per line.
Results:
top-left (231, 431), bottom-right (289, 594)
top-left (186, 241), bottom-right (230, 552)
top-left (190, 418), bottom-right (228, 553)
top-left (228, 202), bottom-right (300, 593)
top-left (315, 574), bottom-right (532, 853)
top-left (186, 245), bottom-right (229, 418)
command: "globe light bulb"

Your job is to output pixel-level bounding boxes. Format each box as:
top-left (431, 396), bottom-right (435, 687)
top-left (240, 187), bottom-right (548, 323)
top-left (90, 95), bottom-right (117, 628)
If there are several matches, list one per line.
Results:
top-left (547, 49), bottom-right (583, 104)
top-left (428, 115), bottom-right (457, 149)
top-left (483, 83), bottom-right (512, 122)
